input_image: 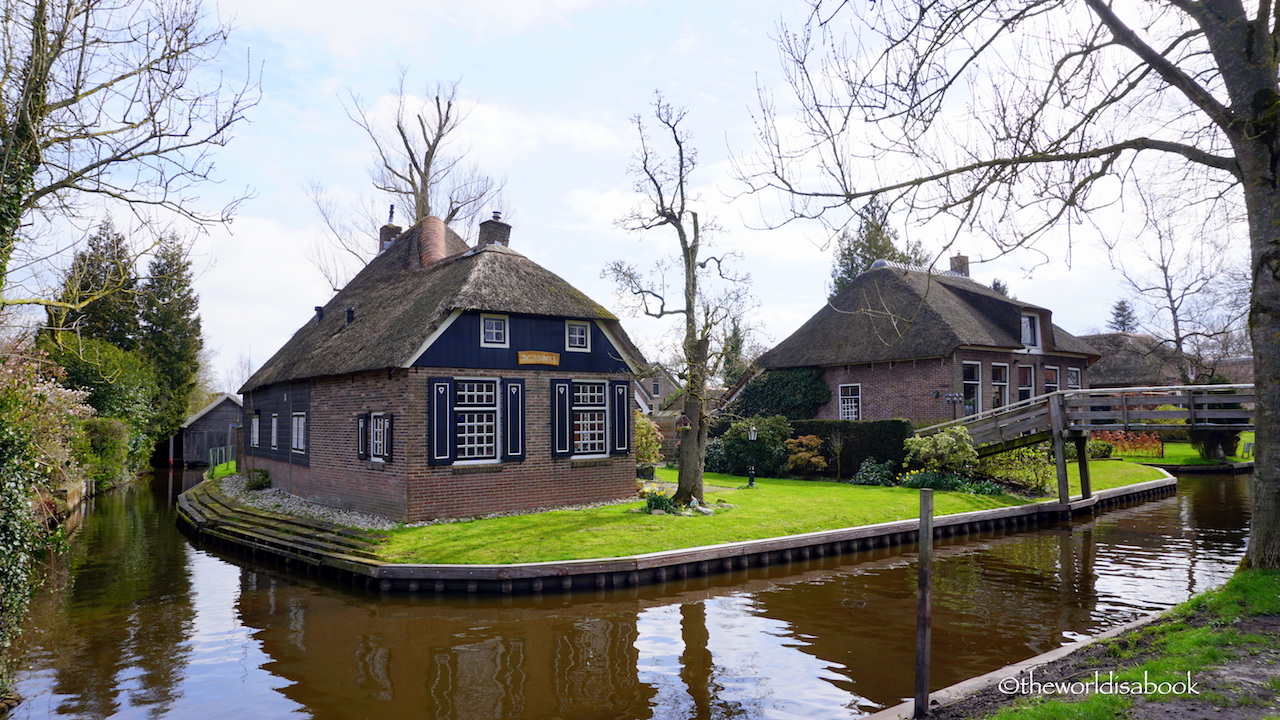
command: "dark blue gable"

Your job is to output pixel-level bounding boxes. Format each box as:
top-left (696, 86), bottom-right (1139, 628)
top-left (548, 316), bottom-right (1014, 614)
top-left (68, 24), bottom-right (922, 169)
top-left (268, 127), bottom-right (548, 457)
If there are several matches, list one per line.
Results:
top-left (413, 312), bottom-right (631, 373)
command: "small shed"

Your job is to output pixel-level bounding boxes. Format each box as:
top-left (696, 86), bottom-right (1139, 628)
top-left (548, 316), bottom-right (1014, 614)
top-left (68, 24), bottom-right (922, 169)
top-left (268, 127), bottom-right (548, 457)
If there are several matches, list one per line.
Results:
top-left (168, 394), bottom-right (242, 467)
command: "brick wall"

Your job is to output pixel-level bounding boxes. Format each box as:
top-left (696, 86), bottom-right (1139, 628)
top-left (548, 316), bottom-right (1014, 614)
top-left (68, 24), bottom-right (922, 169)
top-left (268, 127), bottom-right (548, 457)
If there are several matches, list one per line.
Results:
top-left (239, 367), bottom-right (636, 522)
top-left (817, 351), bottom-right (1091, 426)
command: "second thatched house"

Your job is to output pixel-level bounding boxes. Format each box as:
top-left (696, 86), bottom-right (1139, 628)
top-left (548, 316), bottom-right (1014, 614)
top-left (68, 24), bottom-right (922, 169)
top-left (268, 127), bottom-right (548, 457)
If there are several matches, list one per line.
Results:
top-left (753, 257), bottom-right (1100, 426)
top-left (238, 214), bottom-right (645, 522)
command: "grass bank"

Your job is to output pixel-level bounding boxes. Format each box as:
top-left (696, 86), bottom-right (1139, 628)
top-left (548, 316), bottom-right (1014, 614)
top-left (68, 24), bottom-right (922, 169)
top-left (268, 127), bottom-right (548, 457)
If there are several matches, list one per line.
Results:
top-left (1116, 432), bottom-right (1256, 466)
top-left (377, 461), bottom-right (1165, 565)
top-left (209, 460), bottom-right (236, 479)
top-left (941, 569), bottom-right (1280, 720)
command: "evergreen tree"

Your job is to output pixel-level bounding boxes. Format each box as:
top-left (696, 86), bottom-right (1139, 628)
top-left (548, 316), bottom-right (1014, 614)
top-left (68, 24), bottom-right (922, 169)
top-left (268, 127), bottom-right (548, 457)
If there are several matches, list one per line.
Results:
top-left (721, 317), bottom-right (748, 388)
top-left (140, 237), bottom-right (204, 438)
top-left (828, 198), bottom-right (928, 298)
top-left (55, 220), bottom-right (140, 350)
top-left (1108, 299), bottom-right (1139, 333)
top-left (991, 278), bottom-right (1011, 297)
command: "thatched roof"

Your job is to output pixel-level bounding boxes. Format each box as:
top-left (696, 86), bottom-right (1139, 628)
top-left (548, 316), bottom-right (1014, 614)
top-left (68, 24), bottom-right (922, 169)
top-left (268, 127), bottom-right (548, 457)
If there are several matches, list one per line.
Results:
top-left (242, 219), bottom-right (643, 392)
top-left (1078, 332), bottom-right (1184, 387)
top-left (757, 265), bottom-right (1099, 368)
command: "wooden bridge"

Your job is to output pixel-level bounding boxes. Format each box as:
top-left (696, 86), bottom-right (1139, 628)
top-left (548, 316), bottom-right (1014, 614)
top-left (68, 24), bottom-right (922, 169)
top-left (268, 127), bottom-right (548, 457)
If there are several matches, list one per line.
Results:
top-left (920, 384), bottom-right (1255, 505)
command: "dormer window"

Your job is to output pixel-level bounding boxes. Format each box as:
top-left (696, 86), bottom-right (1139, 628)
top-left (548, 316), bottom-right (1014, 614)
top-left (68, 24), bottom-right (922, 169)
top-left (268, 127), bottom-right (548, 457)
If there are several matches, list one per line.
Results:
top-left (565, 320), bottom-right (591, 352)
top-left (481, 314), bottom-right (509, 348)
top-left (1020, 313), bottom-right (1040, 348)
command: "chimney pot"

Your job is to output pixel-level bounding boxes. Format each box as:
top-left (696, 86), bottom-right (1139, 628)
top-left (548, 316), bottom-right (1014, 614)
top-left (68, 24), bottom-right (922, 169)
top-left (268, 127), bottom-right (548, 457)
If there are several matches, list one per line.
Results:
top-left (379, 223), bottom-right (402, 253)
top-left (418, 216), bottom-right (448, 267)
top-left (478, 213), bottom-right (512, 247)
top-left (950, 254), bottom-right (970, 277)
top-left (314, 306), bottom-right (324, 322)
top-left (345, 307), bottom-right (355, 325)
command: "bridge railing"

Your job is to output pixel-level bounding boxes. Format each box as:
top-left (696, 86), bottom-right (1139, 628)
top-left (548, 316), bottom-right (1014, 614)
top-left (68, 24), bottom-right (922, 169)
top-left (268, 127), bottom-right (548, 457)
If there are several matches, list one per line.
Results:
top-left (1061, 384), bottom-right (1255, 430)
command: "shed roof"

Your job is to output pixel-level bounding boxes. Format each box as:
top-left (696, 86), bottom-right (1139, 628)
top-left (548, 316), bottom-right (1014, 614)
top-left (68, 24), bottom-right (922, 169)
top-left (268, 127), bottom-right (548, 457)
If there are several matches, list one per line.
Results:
top-left (182, 393), bottom-right (242, 428)
top-left (757, 265), bottom-right (1098, 368)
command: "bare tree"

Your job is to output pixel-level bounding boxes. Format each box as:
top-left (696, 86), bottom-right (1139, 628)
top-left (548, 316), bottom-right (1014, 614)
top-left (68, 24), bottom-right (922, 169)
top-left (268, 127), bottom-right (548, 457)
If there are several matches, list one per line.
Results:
top-left (309, 76), bottom-right (504, 290)
top-left (1, 0), bottom-right (257, 308)
top-left (739, 0), bottom-right (1280, 570)
top-left (607, 94), bottom-right (752, 505)
top-left (1106, 195), bottom-right (1249, 383)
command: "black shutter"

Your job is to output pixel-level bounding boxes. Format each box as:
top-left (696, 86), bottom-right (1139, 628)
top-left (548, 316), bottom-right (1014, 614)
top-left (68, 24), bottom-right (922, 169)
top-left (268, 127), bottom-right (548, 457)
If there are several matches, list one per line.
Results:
top-left (502, 379), bottom-right (525, 462)
top-left (610, 380), bottom-right (631, 455)
top-left (383, 414), bottom-right (394, 462)
top-left (429, 377), bottom-right (455, 465)
top-left (551, 379), bottom-right (572, 457)
top-left (357, 413), bottom-right (369, 459)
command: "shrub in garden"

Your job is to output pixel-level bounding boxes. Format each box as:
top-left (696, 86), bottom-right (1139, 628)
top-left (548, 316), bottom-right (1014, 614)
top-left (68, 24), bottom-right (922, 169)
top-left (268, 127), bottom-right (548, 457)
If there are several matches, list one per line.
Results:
top-left (1063, 439), bottom-right (1114, 460)
top-left (245, 469), bottom-right (272, 491)
top-left (902, 426), bottom-right (977, 473)
top-left (785, 435), bottom-right (828, 478)
top-left (710, 415), bottom-right (793, 477)
top-left (704, 437), bottom-right (727, 473)
top-left (976, 445), bottom-right (1053, 494)
top-left (634, 411), bottom-right (665, 465)
top-left (849, 457), bottom-right (898, 486)
top-left (1093, 430), bottom-right (1162, 457)
top-left (898, 469), bottom-right (968, 491)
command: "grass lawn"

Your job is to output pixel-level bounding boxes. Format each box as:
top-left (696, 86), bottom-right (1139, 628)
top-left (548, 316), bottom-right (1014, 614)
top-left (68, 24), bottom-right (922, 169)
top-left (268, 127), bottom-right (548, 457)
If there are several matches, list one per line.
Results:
top-left (1117, 431), bottom-right (1256, 466)
top-left (209, 460), bottom-right (236, 479)
top-left (1067, 459), bottom-right (1171, 495)
top-left (377, 461), bottom-right (1166, 565)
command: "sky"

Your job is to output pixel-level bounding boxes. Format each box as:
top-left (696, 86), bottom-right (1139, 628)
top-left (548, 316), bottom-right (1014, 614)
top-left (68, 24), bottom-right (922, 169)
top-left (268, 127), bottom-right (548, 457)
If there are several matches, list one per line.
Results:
top-left (135, 0), bottom-right (1203, 390)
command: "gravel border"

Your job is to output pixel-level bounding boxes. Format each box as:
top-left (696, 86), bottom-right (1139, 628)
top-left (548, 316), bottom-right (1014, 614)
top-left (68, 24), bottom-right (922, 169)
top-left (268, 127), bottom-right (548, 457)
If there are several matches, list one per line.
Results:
top-left (216, 474), bottom-right (644, 531)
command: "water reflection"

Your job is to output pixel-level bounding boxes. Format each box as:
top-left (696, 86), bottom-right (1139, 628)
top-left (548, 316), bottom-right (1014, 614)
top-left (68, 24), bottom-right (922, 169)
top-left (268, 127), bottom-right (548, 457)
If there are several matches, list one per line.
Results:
top-left (12, 473), bottom-right (1250, 719)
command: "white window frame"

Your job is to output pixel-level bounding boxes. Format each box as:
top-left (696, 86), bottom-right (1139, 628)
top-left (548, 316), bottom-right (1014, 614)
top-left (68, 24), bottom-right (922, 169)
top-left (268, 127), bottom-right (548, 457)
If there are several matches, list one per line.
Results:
top-left (962, 361), bottom-right (982, 415)
top-left (270, 414), bottom-right (279, 450)
top-left (480, 314), bottom-right (509, 348)
top-left (1017, 365), bottom-right (1035, 401)
top-left (250, 415), bottom-right (260, 448)
top-left (572, 380), bottom-right (608, 457)
top-left (990, 363), bottom-right (1009, 408)
top-left (652, 378), bottom-right (660, 395)
top-left (370, 412), bottom-right (388, 461)
top-left (455, 379), bottom-right (499, 462)
top-left (1020, 313), bottom-right (1041, 348)
top-left (291, 412), bottom-right (306, 454)
top-left (1044, 366), bottom-right (1060, 394)
top-left (1066, 367), bottom-right (1082, 390)
top-left (838, 384), bottom-right (861, 421)
top-left (565, 320), bottom-right (591, 352)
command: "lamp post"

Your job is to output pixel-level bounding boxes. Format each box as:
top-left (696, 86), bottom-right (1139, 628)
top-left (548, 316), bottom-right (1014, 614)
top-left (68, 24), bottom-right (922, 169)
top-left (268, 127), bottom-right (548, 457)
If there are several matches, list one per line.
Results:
top-left (748, 423), bottom-right (758, 488)
top-left (945, 392), bottom-right (964, 420)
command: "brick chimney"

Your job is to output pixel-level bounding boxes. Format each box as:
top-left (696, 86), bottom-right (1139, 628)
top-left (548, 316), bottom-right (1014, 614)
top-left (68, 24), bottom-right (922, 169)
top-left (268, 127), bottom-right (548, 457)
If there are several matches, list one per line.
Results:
top-left (477, 211), bottom-right (511, 247)
top-left (378, 223), bottom-right (402, 253)
top-left (417, 216), bottom-right (448, 268)
top-left (950, 253), bottom-right (970, 277)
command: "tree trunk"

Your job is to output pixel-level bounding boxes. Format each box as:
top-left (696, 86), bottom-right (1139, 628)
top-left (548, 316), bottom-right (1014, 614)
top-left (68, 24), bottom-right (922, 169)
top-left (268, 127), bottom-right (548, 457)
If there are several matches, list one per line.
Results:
top-left (1242, 176), bottom-right (1280, 569)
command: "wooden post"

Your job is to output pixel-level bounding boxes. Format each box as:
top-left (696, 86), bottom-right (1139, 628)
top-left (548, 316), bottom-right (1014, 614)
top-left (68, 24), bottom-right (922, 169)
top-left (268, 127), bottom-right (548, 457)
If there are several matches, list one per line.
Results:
top-left (1049, 395), bottom-right (1070, 504)
top-left (1073, 435), bottom-right (1091, 499)
top-left (915, 488), bottom-right (934, 719)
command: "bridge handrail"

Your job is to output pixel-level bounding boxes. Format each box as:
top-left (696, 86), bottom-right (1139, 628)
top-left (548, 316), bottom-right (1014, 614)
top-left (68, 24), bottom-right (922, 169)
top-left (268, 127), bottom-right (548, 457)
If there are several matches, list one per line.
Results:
top-left (918, 383), bottom-right (1256, 437)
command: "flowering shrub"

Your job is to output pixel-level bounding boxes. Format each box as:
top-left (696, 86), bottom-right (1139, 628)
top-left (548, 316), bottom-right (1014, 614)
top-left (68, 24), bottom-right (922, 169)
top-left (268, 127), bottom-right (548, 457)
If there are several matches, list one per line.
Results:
top-left (785, 435), bottom-right (827, 478)
top-left (903, 426), bottom-right (978, 473)
top-left (1093, 430), bottom-right (1163, 457)
top-left (633, 410), bottom-right (665, 465)
top-left (639, 484), bottom-right (678, 514)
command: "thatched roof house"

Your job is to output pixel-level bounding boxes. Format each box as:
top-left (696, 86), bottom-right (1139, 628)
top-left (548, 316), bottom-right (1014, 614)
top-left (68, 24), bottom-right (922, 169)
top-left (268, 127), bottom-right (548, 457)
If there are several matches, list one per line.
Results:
top-left (239, 214), bottom-right (646, 522)
top-left (753, 258), bottom-right (1099, 424)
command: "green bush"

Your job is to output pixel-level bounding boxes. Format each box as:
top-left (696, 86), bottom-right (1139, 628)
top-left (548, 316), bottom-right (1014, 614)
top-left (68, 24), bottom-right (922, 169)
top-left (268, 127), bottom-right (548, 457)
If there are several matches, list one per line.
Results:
top-left (1063, 439), bottom-right (1114, 460)
top-left (82, 418), bottom-right (130, 491)
top-left (976, 445), bottom-right (1053, 493)
top-left (790, 419), bottom-right (914, 479)
top-left (706, 416), bottom-right (793, 477)
top-left (730, 368), bottom-right (831, 419)
top-left (245, 469), bottom-right (271, 491)
top-left (898, 469), bottom-right (968, 491)
top-left (848, 457), bottom-right (898, 486)
top-left (903, 426), bottom-right (977, 473)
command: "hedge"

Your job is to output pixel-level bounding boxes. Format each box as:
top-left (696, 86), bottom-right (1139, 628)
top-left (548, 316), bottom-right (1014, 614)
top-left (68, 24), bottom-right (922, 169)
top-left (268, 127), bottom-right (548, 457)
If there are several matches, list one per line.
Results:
top-left (790, 419), bottom-right (915, 480)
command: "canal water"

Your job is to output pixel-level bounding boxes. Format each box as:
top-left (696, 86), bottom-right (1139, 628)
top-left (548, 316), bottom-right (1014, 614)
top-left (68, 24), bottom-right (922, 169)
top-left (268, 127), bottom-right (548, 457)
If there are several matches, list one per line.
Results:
top-left (10, 471), bottom-right (1250, 720)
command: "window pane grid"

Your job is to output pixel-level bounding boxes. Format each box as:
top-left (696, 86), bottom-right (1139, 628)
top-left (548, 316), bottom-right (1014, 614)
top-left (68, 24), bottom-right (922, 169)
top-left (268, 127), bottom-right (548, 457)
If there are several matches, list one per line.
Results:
top-left (371, 415), bottom-right (386, 458)
top-left (573, 383), bottom-right (606, 406)
top-left (456, 411), bottom-right (497, 459)
top-left (456, 381), bottom-right (497, 407)
top-left (567, 323), bottom-right (589, 348)
top-left (482, 317), bottom-right (506, 345)
top-left (573, 410), bottom-right (606, 454)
